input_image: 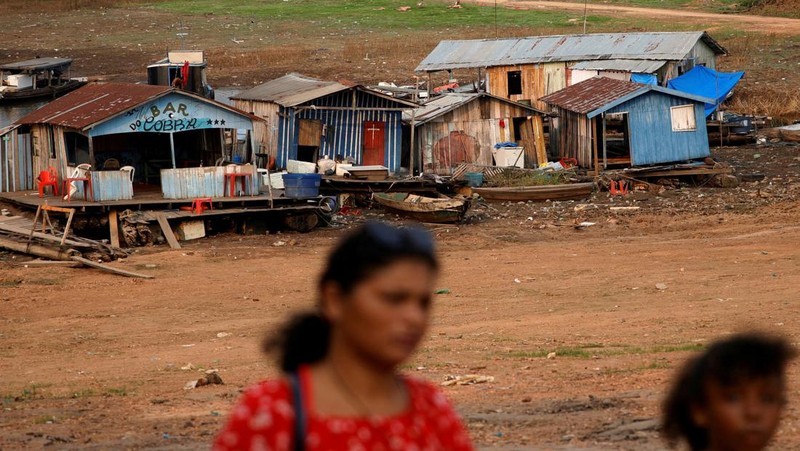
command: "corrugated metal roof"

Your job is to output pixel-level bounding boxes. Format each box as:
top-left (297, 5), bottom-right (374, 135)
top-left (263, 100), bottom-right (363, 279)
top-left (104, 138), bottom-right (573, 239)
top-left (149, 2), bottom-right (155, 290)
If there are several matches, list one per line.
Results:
top-left (404, 92), bottom-right (545, 124)
top-left (416, 32), bottom-right (726, 72)
top-left (540, 77), bottom-right (647, 115)
top-left (17, 82), bottom-right (171, 129)
top-left (540, 76), bottom-right (713, 117)
top-left (0, 57), bottom-right (73, 72)
top-left (570, 59), bottom-right (667, 73)
top-left (230, 73), bottom-right (350, 106)
top-left (16, 82), bottom-right (259, 131)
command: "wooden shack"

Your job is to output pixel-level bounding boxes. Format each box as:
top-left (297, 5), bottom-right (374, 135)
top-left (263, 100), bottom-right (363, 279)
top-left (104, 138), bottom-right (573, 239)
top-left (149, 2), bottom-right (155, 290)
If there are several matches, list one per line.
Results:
top-left (540, 77), bottom-right (713, 169)
top-left (416, 32), bottom-right (726, 110)
top-left (231, 73), bottom-right (416, 173)
top-left (404, 93), bottom-right (547, 174)
top-left (1, 82), bottom-right (259, 199)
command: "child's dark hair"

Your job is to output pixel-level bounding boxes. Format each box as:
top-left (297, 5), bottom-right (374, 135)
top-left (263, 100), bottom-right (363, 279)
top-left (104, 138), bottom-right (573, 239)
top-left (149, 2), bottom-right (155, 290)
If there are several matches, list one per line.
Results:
top-left (662, 332), bottom-right (796, 450)
top-left (264, 222), bottom-right (438, 372)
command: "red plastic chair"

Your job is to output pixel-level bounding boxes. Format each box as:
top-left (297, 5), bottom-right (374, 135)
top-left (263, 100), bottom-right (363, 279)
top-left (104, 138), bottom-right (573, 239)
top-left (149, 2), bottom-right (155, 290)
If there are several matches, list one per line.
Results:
top-left (37, 167), bottom-right (59, 198)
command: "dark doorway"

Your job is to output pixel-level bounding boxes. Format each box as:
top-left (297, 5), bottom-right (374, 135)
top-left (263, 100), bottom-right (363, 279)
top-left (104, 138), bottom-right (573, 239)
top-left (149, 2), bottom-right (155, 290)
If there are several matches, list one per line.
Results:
top-left (602, 113), bottom-right (631, 166)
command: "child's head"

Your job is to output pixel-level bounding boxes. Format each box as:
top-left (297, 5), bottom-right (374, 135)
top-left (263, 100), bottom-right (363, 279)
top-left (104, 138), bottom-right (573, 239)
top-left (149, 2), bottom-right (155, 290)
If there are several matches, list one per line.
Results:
top-left (662, 333), bottom-right (796, 451)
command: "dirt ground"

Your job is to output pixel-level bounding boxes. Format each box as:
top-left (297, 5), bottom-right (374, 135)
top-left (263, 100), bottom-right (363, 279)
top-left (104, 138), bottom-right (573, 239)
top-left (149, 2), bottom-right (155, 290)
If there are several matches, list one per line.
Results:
top-left (2, 142), bottom-right (800, 450)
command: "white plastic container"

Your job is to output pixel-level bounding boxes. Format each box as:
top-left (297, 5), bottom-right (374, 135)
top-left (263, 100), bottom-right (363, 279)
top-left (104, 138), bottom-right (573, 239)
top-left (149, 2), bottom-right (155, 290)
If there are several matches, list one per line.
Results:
top-left (269, 171), bottom-right (287, 189)
top-left (287, 159), bottom-right (317, 174)
top-left (492, 146), bottom-right (525, 168)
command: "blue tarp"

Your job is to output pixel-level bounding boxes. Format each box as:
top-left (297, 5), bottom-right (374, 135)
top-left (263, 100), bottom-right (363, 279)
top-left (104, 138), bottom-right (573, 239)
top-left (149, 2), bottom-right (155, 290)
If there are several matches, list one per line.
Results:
top-left (631, 73), bottom-right (657, 86)
top-left (667, 66), bottom-right (745, 117)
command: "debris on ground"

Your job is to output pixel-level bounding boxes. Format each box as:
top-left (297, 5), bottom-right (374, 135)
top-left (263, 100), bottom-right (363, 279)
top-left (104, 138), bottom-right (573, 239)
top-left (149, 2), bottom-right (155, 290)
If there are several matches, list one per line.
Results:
top-left (184, 370), bottom-right (224, 390)
top-left (442, 374), bottom-right (495, 386)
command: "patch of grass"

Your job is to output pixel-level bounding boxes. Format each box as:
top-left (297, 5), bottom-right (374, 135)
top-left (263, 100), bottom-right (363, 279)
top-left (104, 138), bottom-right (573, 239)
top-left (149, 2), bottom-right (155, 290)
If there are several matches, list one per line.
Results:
top-left (0, 279), bottom-right (22, 288)
top-left (509, 342), bottom-right (703, 360)
top-left (104, 387), bottom-right (130, 397)
top-left (28, 278), bottom-right (61, 286)
top-left (2, 383), bottom-right (52, 402)
top-left (71, 389), bottom-right (96, 399)
top-left (34, 415), bottom-right (58, 425)
top-left (602, 360), bottom-right (672, 375)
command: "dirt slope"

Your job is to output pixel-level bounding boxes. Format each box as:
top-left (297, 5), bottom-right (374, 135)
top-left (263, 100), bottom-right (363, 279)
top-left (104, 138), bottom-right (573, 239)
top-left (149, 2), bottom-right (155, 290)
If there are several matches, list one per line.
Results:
top-left (470, 0), bottom-right (800, 34)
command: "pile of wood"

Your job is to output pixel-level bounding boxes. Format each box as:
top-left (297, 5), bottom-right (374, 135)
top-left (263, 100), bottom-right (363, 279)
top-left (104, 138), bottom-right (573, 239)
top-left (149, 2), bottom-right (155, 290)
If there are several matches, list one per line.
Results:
top-left (0, 206), bottom-right (151, 279)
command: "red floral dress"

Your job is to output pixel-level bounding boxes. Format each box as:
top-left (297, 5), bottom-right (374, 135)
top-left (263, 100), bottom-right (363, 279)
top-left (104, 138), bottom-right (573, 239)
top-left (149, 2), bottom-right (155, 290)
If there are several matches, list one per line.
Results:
top-left (214, 366), bottom-right (473, 451)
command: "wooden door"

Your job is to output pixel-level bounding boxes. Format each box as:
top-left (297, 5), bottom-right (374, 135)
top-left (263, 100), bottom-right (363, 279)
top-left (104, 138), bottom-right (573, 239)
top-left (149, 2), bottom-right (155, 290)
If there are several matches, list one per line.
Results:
top-left (362, 121), bottom-right (385, 166)
top-left (298, 120), bottom-right (322, 147)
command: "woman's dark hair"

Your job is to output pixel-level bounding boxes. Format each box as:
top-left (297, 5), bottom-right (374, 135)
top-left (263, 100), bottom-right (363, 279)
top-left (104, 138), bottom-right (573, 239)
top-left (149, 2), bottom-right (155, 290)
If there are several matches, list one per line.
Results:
top-left (662, 332), bottom-right (796, 451)
top-left (265, 221), bottom-right (439, 372)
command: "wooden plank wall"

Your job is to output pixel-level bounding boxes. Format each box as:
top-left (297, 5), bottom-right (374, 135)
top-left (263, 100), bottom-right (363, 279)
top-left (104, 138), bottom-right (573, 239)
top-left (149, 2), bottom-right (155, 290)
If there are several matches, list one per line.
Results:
top-left (416, 96), bottom-right (546, 173)
top-left (551, 108), bottom-right (594, 168)
top-left (487, 63), bottom-right (567, 110)
top-left (231, 99), bottom-right (278, 156)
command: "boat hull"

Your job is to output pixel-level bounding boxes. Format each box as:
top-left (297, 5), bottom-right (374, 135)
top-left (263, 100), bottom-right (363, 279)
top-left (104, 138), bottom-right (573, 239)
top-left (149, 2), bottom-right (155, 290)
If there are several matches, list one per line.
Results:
top-left (0, 79), bottom-right (86, 102)
top-left (473, 182), bottom-right (595, 202)
top-left (373, 193), bottom-right (470, 224)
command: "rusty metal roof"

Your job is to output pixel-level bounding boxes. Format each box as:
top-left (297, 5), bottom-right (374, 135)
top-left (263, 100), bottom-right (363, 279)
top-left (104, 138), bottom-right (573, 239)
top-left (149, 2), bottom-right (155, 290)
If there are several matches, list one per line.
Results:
top-left (17, 82), bottom-right (171, 129)
top-left (540, 76), bottom-right (712, 117)
top-left (230, 73), bottom-right (350, 106)
top-left (416, 32), bottom-right (726, 72)
top-left (404, 92), bottom-right (545, 124)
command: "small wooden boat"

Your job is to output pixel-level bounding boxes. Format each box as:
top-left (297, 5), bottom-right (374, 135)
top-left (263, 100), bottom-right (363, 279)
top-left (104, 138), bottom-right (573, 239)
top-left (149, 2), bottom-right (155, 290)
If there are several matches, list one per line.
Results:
top-left (0, 57), bottom-right (85, 102)
top-left (473, 182), bottom-right (595, 202)
top-left (372, 192), bottom-right (470, 224)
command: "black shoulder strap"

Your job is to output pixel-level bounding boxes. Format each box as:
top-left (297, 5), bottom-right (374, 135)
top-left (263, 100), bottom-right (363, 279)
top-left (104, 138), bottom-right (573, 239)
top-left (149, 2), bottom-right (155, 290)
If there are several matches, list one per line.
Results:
top-left (289, 372), bottom-right (306, 451)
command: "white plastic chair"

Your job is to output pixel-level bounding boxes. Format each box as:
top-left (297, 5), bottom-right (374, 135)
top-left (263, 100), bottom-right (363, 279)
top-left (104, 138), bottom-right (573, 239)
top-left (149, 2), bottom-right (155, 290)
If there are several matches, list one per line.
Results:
top-left (63, 164), bottom-right (92, 200)
top-left (120, 165), bottom-right (135, 182)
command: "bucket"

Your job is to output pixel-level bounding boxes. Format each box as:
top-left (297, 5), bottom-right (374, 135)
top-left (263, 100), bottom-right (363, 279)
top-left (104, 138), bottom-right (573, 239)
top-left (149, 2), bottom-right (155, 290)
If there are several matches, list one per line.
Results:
top-left (464, 172), bottom-right (484, 187)
top-left (282, 173), bottom-right (321, 198)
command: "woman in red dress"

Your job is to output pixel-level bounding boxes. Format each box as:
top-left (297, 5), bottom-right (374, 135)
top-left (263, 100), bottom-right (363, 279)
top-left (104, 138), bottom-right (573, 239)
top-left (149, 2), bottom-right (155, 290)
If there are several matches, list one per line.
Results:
top-left (215, 222), bottom-right (473, 451)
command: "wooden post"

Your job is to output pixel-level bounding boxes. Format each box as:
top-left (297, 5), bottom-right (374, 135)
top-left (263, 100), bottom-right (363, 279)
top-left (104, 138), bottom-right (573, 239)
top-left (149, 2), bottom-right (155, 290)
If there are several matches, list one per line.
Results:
top-left (169, 132), bottom-right (176, 168)
top-left (155, 212), bottom-right (181, 249)
top-left (592, 117), bottom-right (600, 176)
top-left (601, 113), bottom-right (607, 168)
top-left (108, 210), bottom-right (120, 248)
top-left (409, 108), bottom-right (416, 175)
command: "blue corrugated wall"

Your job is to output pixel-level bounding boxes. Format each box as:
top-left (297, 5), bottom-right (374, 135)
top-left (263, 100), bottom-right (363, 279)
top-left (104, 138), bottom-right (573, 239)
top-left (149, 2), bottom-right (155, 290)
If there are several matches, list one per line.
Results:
top-left (605, 92), bottom-right (710, 166)
top-left (275, 90), bottom-right (405, 172)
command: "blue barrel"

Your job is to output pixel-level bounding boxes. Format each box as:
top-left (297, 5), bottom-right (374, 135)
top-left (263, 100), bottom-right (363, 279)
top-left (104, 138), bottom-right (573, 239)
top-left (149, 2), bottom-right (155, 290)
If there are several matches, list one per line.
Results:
top-left (464, 172), bottom-right (484, 187)
top-left (282, 173), bottom-right (321, 198)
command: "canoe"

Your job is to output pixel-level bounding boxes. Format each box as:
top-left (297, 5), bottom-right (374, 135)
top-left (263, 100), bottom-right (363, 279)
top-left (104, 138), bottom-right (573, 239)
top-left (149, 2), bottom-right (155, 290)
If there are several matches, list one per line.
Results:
top-left (473, 182), bottom-right (595, 202)
top-left (372, 192), bottom-right (470, 224)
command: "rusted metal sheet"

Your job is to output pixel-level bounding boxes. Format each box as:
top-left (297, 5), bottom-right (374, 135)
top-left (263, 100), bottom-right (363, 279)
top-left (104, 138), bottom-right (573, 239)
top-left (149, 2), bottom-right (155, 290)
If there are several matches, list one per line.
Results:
top-left (16, 83), bottom-right (259, 133)
top-left (416, 32), bottom-right (726, 72)
top-left (540, 77), bottom-right (645, 115)
top-left (89, 170), bottom-right (133, 201)
top-left (571, 59), bottom-right (667, 73)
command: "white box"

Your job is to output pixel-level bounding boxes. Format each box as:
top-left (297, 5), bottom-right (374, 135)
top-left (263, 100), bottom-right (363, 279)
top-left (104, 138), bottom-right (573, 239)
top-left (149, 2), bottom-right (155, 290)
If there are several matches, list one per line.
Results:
top-left (493, 147), bottom-right (525, 168)
top-left (287, 159), bottom-right (316, 174)
top-left (269, 171), bottom-right (286, 189)
top-left (6, 74), bottom-right (32, 89)
top-left (176, 220), bottom-right (206, 241)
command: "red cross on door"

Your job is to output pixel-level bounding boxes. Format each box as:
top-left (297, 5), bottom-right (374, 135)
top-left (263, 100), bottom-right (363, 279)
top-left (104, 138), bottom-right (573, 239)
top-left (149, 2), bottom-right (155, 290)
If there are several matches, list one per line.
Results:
top-left (362, 121), bottom-right (385, 166)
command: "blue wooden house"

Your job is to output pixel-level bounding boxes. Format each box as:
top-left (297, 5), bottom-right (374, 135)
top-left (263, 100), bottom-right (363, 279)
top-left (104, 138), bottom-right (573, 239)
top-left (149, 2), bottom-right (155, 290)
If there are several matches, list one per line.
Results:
top-left (540, 76), bottom-right (713, 169)
top-left (231, 73), bottom-right (417, 173)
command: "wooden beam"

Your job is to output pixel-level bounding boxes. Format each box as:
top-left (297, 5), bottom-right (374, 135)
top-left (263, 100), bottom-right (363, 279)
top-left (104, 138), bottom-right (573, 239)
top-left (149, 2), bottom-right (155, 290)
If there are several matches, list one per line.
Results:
top-left (71, 256), bottom-right (154, 279)
top-left (61, 208), bottom-right (75, 246)
top-left (108, 210), bottom-right (120, 249)
top-left (592, 117), bottom-right (600, 176)
top-left (155, 212), bottom-right (181, 249)
top-left (0, 236), bottom-right (78, 261)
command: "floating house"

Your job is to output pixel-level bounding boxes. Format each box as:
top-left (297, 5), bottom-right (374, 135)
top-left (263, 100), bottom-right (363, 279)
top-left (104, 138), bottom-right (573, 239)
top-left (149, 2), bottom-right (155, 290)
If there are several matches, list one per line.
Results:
top-left (147, 50), bottom-right (215, 99)
top-left (231, 73), bottom-right (417, 173)
top-left (403, 92), bottom-right (547, 174)
top-left (0, 82), bottom-right (260, 200)
top-left (540, 77), bottom-right (713, 169)
top-left (415, 32), bottom-right (726, 110)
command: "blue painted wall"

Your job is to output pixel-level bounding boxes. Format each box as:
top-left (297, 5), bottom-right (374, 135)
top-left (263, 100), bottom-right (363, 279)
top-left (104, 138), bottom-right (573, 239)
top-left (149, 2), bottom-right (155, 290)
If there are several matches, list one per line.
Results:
top-left (275, 90), bottom-right (406, 172)
top-left (605, 91), bottom-right (709, 166)
top-left (89, 92), bottom-right (254, 138)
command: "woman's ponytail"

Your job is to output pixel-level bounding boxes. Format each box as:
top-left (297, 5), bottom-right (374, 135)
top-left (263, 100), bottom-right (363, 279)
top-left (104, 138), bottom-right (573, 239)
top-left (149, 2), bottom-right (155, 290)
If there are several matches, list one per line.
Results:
top-left (264, 311), bottom-right (331, 372)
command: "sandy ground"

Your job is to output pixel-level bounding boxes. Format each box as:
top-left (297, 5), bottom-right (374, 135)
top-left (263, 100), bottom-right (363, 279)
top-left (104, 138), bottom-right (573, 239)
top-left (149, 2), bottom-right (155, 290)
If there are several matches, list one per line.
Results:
top-left (2, 143), bottom-right (800, 450)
